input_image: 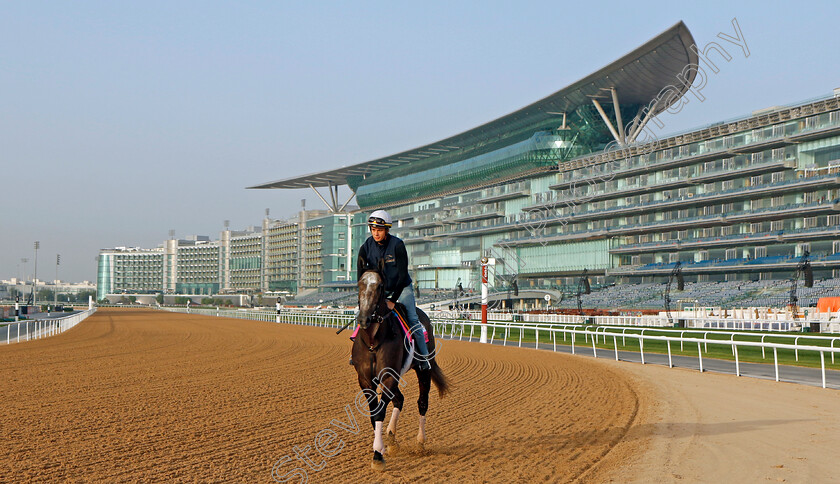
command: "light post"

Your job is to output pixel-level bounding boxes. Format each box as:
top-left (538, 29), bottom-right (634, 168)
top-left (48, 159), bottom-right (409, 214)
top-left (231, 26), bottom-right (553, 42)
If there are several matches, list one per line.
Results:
top-left (33, 241), bottom-right (40, 307)
top-left (54, 254), bottom-right (60, 310)
top-left (20, 257), bottom-right (28, 287)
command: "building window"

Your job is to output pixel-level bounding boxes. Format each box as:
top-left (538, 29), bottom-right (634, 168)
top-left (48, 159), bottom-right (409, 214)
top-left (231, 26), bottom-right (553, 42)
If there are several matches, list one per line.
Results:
top-left (770, 220), bottom-right (784, 231)
top-left (771, 172), bottom-right (784, 184)
top-left (722, 158), bottom-right (734, 171)
top-left (726, 248), bottom-right (737, 259)
top-left (798, 243), bottom-right (811, 255)
top-left (750, 175), bottom-right (763, 186)
top-left (804, 217), bottom-right (818, 229)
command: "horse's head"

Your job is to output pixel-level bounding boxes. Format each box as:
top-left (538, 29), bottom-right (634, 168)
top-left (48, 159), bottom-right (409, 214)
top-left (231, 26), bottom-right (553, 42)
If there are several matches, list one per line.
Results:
top-left (357, 269), bottom-right (384, 329)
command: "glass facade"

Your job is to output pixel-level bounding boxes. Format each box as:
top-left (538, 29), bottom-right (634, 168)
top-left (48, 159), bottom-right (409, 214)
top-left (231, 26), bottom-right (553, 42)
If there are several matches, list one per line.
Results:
top-left (359, 94), bottom-right (840, 289)
top-left (96, 248), bottom-right (164, 299)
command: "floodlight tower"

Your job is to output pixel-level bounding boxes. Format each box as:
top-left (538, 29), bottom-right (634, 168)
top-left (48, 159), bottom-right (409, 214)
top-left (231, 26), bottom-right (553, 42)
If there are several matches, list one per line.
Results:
top-left (33, 241), bottom-right (40, 306)
top-left (55, 254), bottom-right (60, 308)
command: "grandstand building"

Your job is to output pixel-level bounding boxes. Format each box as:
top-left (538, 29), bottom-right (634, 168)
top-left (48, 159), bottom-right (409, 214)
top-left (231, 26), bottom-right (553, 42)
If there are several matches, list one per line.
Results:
top-left (252, 21), bottom-right (840, 298)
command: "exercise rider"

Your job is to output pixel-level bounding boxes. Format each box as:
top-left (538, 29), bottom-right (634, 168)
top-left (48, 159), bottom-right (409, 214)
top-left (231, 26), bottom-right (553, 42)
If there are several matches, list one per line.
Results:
top-left (358, 210), bottom-right (431, 371)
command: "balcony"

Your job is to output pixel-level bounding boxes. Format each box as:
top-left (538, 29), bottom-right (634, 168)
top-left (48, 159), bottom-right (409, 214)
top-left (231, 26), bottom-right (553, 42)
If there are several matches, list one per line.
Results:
top-left (452, 208), bottom-right (504, 223)
top-left (608, 253), bottom-right (840, 276)
top-left (533, 159), bottom-right (794, 209)
top-left (476, 182), bottom-right (531, 204)
top-left (520, 175), bottom-right (840, 226)
top-left (549, 147), bottom-right (734, 191)
top-left (495, 198), bottom-right (840, 247)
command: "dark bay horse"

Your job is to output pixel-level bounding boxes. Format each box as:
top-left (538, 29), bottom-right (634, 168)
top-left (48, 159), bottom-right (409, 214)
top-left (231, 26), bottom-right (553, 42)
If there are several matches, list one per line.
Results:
top-left (353, 267), bottom-right (450, 472)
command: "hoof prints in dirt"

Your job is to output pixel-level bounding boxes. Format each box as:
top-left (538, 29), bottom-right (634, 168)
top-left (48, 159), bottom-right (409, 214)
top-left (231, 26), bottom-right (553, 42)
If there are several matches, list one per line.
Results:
top-left (0, 308), bottom-right (641, 482)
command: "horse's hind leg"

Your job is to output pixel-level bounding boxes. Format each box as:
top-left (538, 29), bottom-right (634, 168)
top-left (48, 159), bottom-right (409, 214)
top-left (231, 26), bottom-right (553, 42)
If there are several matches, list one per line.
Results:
top-left (416, 369), bottom-right (432, 446)
top-left (386, 386), bottom-right (404, 453)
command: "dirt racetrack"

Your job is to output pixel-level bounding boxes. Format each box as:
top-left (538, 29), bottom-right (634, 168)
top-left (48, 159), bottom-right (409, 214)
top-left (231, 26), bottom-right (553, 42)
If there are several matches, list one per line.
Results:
top-left (2, 309), bottom-right (838, 483)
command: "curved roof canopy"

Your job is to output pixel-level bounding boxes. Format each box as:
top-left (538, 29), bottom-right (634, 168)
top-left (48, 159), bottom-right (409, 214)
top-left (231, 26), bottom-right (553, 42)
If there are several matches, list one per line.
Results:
top-left (251, 21), bottom-right (697, 190)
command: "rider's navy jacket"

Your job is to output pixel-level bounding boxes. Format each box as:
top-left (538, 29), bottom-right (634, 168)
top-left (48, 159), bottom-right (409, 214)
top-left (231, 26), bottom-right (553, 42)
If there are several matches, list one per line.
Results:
top-left (357, 234), bottom-right (411, 303)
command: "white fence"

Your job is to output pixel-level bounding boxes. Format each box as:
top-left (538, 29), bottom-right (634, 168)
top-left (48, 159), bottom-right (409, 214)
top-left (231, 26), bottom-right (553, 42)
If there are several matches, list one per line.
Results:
top-left (162, 307), bottom-right (840, 389)
top-left (431, 319), bottom-right (840, 389)
top-left (427, 310), bottom-right (839, 333)
top-left (2, 308), bottom-right (97, 345)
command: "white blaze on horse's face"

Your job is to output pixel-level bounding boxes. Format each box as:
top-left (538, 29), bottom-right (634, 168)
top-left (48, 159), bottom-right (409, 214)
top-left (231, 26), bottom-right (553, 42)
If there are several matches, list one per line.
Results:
top-left (357, 271), bottom-right (382, 329)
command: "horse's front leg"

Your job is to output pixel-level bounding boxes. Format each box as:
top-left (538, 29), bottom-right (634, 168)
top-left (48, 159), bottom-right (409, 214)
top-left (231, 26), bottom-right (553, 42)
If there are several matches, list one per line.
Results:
top-left (385, 386), bottom-right (404, 453)
top-left (358, 375), bottom-right (387, 471)
top-left (416, 369), bottom-right (432, 446)
top-left (370, 391), bottom-right (391, 472)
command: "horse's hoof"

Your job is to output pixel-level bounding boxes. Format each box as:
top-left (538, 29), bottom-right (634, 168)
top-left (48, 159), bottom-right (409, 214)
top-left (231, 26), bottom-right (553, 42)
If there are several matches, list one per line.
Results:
top-left (371, 450), bottom-right (386, 472)
top-left (416, 436), bottom-right (426, 449)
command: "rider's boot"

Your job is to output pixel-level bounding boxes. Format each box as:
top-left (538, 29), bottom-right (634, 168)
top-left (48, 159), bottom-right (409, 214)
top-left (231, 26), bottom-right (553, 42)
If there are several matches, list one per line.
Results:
top-left (413, 331), bottom-right (431, 371)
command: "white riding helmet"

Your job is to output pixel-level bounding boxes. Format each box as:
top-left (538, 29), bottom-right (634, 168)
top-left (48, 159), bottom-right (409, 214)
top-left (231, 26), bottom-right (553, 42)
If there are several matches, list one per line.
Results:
top-left (368, 209), bottom-right (392, 228)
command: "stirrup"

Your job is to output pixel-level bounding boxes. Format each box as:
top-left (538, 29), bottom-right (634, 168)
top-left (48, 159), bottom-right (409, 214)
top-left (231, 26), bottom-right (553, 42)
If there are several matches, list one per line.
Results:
top-left (415, 358), bottom-right (431, 371)
top-left (348, 358), bottom-right (355, 366)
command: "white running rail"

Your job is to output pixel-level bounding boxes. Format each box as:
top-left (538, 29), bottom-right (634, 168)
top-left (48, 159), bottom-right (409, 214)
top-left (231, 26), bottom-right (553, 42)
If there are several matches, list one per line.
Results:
top-left (2, 308), bottom-right (97, 345)
top-left (161, 307), bottom-right (840, 389)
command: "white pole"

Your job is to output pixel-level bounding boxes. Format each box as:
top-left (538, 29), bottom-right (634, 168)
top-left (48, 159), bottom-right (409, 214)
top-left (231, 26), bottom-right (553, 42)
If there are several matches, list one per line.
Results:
top-left (480, 260), bottom-right (488, 343)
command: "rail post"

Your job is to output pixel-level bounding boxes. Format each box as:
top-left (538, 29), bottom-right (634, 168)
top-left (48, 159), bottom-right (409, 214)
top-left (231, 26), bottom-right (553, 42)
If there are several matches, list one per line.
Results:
top-left (613, 335), bottom-right (618, 361)
top-left (697, 342), bottom-right (703, 373)
top-left (821, 352), bottom-right (826, 389)
top-left (640, 338), bottom-right (645, 364)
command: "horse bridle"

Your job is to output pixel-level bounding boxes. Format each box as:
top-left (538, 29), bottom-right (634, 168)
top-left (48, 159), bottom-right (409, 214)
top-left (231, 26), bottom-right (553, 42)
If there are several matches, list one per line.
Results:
top-left (359, 272), bottom-right (390, 353)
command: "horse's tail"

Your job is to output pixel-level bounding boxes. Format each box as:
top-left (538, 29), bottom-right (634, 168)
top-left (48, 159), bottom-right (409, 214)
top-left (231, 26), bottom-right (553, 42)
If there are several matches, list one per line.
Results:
top-left (429, 359), bottom-right (451, 398)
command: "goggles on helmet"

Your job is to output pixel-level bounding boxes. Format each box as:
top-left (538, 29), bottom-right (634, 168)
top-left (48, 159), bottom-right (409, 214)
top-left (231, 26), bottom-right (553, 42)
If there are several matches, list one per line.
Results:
top-left (368, 217), bottom-right (391, 228)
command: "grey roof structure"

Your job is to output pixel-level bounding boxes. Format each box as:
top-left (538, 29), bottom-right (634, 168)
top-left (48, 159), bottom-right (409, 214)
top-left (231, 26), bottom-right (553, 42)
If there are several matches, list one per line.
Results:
top-left (250, 21), bottom-right (697, 190)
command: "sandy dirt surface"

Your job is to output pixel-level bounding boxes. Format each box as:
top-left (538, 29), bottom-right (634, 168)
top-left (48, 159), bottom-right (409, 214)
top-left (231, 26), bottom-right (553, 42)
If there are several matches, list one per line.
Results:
top-left (593, 360), bottom-right (840, 483)
top-left (0, 309), bottom-right (640, 482)
top-left (1, 309), bottom-right (837, 483)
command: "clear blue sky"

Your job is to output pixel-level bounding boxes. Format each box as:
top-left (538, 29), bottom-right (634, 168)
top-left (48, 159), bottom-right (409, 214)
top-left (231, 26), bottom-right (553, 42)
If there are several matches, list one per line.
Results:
top-left (3, 0), bottom-right (839, 282)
